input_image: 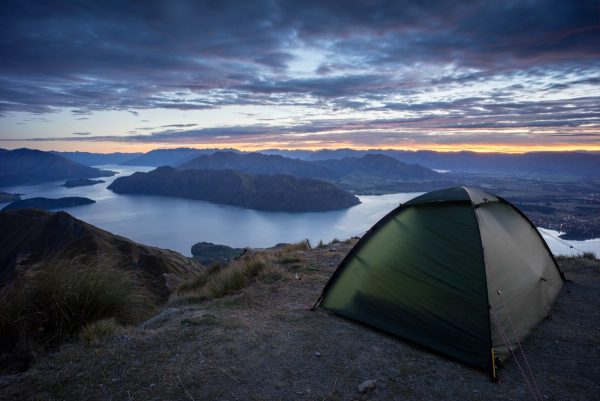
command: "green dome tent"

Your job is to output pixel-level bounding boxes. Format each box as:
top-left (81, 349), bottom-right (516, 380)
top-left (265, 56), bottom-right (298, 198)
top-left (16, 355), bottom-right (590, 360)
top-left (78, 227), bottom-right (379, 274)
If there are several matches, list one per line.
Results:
top-left (314, 187), bottom-right (564, 377)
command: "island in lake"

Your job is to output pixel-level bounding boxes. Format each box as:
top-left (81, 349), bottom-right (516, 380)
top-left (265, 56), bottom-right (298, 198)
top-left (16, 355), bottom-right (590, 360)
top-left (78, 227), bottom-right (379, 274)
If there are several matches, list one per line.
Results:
top-left (2, 197), bottom-right (96, 211)
top-left (108, 166), bottom-right (360, 212)
top-left (62, 178), bottom-right (105, 188)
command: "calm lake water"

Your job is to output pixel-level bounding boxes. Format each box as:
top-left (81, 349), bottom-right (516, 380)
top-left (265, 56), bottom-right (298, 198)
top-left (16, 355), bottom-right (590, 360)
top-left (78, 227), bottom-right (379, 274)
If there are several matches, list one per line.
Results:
top-left (2, 165), bottom-right (599, 258)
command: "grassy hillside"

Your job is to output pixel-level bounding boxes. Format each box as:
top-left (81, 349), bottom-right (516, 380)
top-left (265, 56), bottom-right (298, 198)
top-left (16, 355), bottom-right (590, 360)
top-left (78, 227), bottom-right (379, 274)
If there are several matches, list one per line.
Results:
top-left (0, 209), bottom-right (203, 373)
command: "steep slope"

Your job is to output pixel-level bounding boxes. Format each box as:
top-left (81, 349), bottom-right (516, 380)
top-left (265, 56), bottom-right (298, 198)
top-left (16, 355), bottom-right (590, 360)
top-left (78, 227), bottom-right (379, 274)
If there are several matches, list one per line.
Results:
top-left (108, 166), bottom-right (360, 212)
top-left (0, 148), bottom-right (114, 187)
top-left (179, 151), bottom-right (440, 180)
top-left (0, 209), bottom-right (201, 299)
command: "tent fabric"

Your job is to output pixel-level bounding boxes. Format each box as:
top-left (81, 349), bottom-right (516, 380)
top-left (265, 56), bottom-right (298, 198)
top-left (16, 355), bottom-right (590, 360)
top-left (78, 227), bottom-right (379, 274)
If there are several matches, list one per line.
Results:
top-left (317, 186), bottom-right (563, 372)
top-left (476, 201), bottom-right (563, 359)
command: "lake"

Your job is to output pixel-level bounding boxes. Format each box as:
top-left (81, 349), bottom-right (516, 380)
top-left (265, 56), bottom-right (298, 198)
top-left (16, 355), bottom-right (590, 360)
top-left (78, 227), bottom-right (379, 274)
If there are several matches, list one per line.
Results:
top-left (2, 165), bottom-right (599, 258)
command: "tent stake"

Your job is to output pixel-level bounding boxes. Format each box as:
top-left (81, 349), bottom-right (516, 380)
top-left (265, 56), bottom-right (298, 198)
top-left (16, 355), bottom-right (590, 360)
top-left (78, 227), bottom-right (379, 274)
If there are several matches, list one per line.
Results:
top-left (491, 348), bottom-right (498, 382)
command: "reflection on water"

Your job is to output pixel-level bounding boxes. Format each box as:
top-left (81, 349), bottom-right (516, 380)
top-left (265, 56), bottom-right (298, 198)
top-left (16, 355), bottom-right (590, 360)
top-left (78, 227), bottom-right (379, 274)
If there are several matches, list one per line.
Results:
top-left (1, 165), bottom-right (598, 258)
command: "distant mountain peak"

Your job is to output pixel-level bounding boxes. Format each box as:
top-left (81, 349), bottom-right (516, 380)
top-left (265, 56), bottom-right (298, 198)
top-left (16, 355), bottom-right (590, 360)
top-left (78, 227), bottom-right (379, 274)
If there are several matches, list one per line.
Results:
top-left (0, 148), bottom-right (115, 186)
top-left (179, 150), bottom-right (440, 181)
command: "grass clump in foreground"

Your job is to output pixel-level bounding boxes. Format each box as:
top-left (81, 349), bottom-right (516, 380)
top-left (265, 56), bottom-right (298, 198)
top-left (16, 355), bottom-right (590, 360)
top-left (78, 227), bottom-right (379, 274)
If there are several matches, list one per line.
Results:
top-left (0, 263), bottom-right (157, 370)
top-left (79, 318), bottom-right (119, 344)
top-left (176, 252), bottom-right (289, 302)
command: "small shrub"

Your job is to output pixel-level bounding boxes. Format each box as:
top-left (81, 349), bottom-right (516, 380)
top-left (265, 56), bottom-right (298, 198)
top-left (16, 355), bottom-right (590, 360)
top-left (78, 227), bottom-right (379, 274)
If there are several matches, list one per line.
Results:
top-left (79, 318), bottom-right (118, 344)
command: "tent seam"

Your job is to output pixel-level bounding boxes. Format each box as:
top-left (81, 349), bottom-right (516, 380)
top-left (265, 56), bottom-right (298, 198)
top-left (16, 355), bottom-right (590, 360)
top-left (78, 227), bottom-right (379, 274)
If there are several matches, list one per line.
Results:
top-left (468, 194), bottom-right (496, 378)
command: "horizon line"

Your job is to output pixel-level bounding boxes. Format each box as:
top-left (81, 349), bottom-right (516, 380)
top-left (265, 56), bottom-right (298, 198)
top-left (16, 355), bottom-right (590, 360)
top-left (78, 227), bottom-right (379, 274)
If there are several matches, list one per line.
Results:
top-left (2, 144), bottom-right (600, 155)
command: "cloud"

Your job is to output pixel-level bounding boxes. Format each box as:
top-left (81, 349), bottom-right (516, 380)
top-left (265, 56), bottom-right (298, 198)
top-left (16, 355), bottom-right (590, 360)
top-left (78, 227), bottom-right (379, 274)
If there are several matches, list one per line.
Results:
top-left (71, 132), bottom-right (91, 136)
top-left (160, 123), bottom-right (198, 129)
top-left (0, 0), bottom-right (597, 117)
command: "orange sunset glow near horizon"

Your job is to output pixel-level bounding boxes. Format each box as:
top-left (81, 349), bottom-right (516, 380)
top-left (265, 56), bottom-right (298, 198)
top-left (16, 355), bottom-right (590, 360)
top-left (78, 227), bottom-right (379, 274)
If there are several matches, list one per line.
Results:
top-left (2, 140), bottom-right (600, 155)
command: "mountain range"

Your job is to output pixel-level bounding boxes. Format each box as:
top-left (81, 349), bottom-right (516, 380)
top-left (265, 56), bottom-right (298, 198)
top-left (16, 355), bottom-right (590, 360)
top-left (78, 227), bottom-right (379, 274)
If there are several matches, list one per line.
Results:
top-left (120, 147), bottom-right (239, 167)
top-left (264, 149), bottom-right (600, 177)
top-left (0, 148), bottom-right (114, 187)
top-left (179, 151), bottom-right (439, 181)
top-left (5, 147), bottom-right (600, 193)
top-left (108, 166), bottom-right (360, 212)
top-left (52, 151), bottom-right (142, 166)
top-left (0, 192), bottom-right (20, 203)
top-left (45, 147), bottom-right (600, 177)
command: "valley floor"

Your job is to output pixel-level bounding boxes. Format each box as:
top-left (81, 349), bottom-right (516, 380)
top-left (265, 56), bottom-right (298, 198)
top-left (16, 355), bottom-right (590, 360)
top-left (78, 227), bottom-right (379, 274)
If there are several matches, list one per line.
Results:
top-left (1, 242), bottom-right (598, 401)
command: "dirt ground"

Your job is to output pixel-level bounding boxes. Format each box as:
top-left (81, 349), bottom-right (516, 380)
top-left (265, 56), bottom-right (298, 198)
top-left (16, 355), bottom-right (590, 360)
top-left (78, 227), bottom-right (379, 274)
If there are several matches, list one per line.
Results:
top-left (1, 241), bottom-right (598, 401)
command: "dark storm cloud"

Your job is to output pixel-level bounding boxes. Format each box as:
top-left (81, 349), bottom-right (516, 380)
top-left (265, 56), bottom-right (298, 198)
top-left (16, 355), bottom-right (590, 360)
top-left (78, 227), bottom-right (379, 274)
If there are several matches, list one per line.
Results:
top-left (322, 1), bottom-right (600, 69)
top-left (235, 74), bottom-right (392, 98)
top-left (0, 0), bottom-right (598, 116)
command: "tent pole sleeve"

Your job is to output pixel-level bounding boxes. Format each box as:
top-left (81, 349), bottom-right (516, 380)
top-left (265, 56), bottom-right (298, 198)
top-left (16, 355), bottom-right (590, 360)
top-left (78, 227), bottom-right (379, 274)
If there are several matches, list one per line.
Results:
top-left (472, 203), bottom-right (495, 377)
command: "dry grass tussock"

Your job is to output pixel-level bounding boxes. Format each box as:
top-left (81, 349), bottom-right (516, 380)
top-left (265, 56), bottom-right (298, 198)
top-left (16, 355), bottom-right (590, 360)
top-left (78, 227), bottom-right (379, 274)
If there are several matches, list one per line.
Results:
top-left (79, 318), bottom-right (120, 344)
top-left (175, 251), bottom-right (293, 303)
top-left (0, 262), bottom-right (158, 371)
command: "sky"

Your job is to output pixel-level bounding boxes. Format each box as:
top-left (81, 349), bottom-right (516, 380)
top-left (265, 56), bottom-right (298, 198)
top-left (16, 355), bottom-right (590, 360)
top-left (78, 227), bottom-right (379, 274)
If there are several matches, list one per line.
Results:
top-left (0, 0), bottom-right (599, 153)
